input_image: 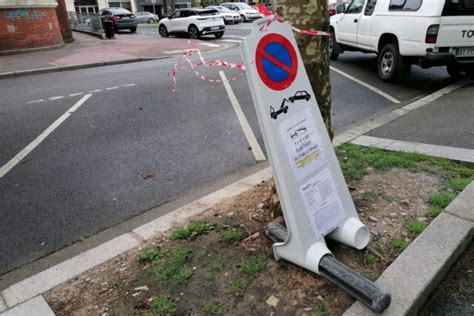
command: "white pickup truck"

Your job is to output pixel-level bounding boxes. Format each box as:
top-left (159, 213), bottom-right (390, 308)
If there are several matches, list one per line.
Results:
top-left (330, 0), bottom-right (474, 81)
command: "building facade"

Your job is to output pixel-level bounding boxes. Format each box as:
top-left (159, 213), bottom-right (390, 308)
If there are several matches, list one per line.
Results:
top-left (64, 0), bottom-right (191, 15)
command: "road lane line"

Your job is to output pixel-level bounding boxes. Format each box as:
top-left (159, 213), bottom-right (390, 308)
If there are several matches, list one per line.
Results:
top-left (352, 135), bottom-right (474, 163)
top-left (219, 39), bottom-right (242, 44)
top-left (330, 66), bottom-right (401, 104)
top-left (219, 71), bottom-right (266, 162)
top-left (224, 35), bottom-right (246, 39)
top-left (88, 89), bottom-right (102, 93)
top-left (106, 86), bottom-right (119, 90)
top-left (0, 94), bottom-right (93, 178)
top-left (199, 43), bottom-right (220, 47)
top-left (27, 99), bottom-right (44, 104)
top-left (48, 96), bottom-right (65, 101)
top-left (69, 92), bottom-right (84, 97)
top-left (121, 83), bottom-right (136, 87)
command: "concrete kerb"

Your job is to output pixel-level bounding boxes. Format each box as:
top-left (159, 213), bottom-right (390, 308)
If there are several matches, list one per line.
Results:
top-left (0, 57), bottom-right (169, 80)
top-left (345, 182), bottom-right (474, 316)
top-left (0, 167), bottom-right (273, 312)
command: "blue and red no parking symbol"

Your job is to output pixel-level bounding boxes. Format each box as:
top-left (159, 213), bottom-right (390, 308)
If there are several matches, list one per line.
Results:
top-left (256, 33), bottom-right (298, 91)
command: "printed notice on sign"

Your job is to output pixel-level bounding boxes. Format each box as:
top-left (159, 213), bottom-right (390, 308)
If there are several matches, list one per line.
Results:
top-left (299, 168), bottom-right (345, 236)
top-left (279, 107), bottom-right (327, 181)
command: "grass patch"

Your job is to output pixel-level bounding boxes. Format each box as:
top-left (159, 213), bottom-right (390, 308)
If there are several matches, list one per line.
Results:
top-left (426, 206), bottom-right (442, 218)
top-left (376, 242), bottom-right (387, 255)
top-left (202, 301), bottom-right (222, 315)
top-left (429, 190), bottom-right (457, 209)
top-left (219, 227), bottom-right (243, 244)
top-left (241, 255), bottom-right (267, 278)
top-left (314, 306), bottom-right (330, 316)
top-left (229, 278), bottom-right (246, 297)
top-left (391, 236), bottom-right (410, 252)
top-left (153, 248), bottom-right (193, 284)
top-left (151, 297), bottom-right (177, 313)
top-left (170, 220), bottom-right (216, 241)
top-left (364, 250), bottom-right (378, 265)
top-left (210, 258), bottom-right (224, 272)
top-left (137, 247), bottom-right (167, 262)
top-left (406, 220), bottom-right (427, 235)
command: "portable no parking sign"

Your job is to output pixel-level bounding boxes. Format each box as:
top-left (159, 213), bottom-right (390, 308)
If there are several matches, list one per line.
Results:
top-left (241, 18), bottom-right (370, 274)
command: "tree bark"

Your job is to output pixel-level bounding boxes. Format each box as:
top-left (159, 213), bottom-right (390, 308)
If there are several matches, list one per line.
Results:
top-left (275, 0), bottom-right (333, 139)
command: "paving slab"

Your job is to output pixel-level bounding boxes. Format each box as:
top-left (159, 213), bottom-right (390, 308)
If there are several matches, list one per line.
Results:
top-left (1, 296), bottom-right (54, 316)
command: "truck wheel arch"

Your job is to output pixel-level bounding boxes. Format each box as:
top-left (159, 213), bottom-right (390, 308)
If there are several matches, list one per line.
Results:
top-left (378, 33), bottom-right (398, 54)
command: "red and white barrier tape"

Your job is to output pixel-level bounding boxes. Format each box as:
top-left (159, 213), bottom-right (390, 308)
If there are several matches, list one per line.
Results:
top-left (169, 8), bottom-right (330, 91)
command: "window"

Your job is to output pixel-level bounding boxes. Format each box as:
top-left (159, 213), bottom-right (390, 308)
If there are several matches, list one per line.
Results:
top-left (346, 0), bottom-right (365, 13)
top-left (365, 0), bottom-right (377, 15)
top-left (170, 10), bottom-right (182, 18)
top-left (442, 0), bottom-right (474, 15)
top-left (389, 0), bottom-right (422, 11)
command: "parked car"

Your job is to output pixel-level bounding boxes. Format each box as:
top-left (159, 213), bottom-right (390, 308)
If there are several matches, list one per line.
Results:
top-left (206, 5), bottom-right (241, 24)
top-left (134, 11), bottom-right (159, 24)
top-left (221, 2), bottom-right (263, 22)
top-left (100, 7), bottom-right (137, 33)
top-left (330, 0), bottom-right (474, 81)
top-left (158, 8), bottom-right (225, 39)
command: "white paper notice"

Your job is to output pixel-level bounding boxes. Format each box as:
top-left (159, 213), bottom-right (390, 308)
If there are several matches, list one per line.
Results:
top-left (278, 108), bottom-right (327, 182)
top-left (299, 168), bottom-right (345, 236)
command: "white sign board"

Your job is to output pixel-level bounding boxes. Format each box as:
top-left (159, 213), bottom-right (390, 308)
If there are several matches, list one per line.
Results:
top-left (241, 18), bottom-right (369, 273)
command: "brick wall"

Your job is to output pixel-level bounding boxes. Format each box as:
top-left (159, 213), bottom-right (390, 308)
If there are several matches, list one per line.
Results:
top-left (0, 7), bottom-right (64, 52)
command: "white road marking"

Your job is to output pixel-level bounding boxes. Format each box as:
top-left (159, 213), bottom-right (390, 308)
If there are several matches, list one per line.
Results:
top-left (330, 66), bottom-right (401, 104)
top-left (352, 135), bottom-right (474, 163)
top-left (219, 71), bottom-right (266, 161)
top-left (106, 86), bottom-right (119, 90)
top-left (69, 92), bottom-right (84, 97)
top-left (0, 94), bottom-right (93, 178)
top-left (224, 35), bottom-right (246, 39)
top-left (219, 39), bottom-right (242, 44)
top-left (48, 96), bottom-right (65, 101)
top-left (27, 99), bottom-right (44, 104)
top-left (121, 83), bottom-right (136, 87)
top-left (163, 50), bottom-right (188, 54)
top-left (88, 89), bottom-right (102, 93)
top-left (199, 43), bottom-right (220, 47)
top-left (333, 78), bottom-right (469, 146)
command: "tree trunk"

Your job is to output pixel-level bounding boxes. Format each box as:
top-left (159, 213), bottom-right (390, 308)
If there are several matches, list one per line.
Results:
top-left (275, 0), bottom-right (333, 139)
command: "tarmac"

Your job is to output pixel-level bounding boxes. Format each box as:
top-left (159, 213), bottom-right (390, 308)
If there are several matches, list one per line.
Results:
top-left (0, 31), bottom-right (473, 315)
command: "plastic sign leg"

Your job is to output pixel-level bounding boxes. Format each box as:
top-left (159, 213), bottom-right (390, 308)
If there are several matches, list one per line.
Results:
top-left (266, 223), bottom-right (391, 314)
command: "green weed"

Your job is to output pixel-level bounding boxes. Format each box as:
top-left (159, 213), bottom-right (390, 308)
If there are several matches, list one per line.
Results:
top-left (426, 206), bottom-right (442, 218)
top-left (203, 301), bottom-right (222, 315)
top-left (137, 247), bottom-right (166, 262)
top-left (406, 220), bottom-right (427, 235)
top-left (229, 278), bottom-right (246, 297)
top-left (429, 191), bottom-right (457, 209)
top-left (391, 236), bottom-right (410, 252)
top-left (151, 297), bottom-right (176, 313)
top-left (364, 250), bottom-right (378, 265)
top-left (210, 259), bottom-right (224, 272)
top-left (153, 248), bottom-right (193, 284)
top-left (241, 255), bottom-right (267, 277)
top-left (170, 220), bottom-right (216, 240)
top-left (219, 227), bottom-right (243, 244)
top-left (314, 306), bottom-right (330, 316)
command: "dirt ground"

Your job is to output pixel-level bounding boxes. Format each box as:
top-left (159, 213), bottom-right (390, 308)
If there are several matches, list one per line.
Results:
top-left (45, 168), bottom-right (441, 316)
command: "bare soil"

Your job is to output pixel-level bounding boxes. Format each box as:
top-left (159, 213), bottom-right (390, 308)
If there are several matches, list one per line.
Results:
top-left (45, 168), bottom-right (440, 316)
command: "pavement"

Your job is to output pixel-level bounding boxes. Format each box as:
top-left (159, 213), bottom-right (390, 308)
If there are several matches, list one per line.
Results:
top-left (1, 25), bottom-right (473, 315)
top-left (0, 30), bottom-right (225, 77)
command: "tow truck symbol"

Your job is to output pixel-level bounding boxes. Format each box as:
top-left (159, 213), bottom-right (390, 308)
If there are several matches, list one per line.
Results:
top-left (270, 98), bottom-right (289, 120)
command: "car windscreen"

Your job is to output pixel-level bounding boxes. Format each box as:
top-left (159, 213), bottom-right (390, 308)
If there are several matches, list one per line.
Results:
top-left (442, 0), bottom-right (474, 15)
top-left (236, 3), bottom-right (252, 9)
top-left (197, 9), bottom-right (218, 16)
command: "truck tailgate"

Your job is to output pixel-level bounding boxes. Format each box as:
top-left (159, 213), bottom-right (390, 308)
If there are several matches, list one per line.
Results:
top-left (437, 16), bottom-right (474, 47)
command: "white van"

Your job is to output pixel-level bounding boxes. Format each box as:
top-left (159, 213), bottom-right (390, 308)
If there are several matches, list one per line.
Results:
top-left (330, 0), bottom-right (474, 81)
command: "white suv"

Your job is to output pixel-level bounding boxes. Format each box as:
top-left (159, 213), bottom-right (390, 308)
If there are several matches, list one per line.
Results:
top-left (330, 0), bottom-right (474, 81)
top-left (158, 8), bottom-right (225, 39)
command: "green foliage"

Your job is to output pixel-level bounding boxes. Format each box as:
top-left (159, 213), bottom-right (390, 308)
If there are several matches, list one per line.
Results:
top-left (426, 206), bottom-right (442, 218)
top-left (170, 220), bottom-right (216, 240)
top-left (314, 306), bottom-right (330, 316)
top-left (391, 236), bottom-right (410, 252)
top-left (364, 250), bottom-right (378, 265)
top-left (429, 191), bottom-right (457, 209)
top-left (355, 192), bottom-right (378, 209)
top-left (229, 278), bottom-right (246, 297)
top-left (376, 242), bottom-right (387, 255)
top-left (202, 301), bottom-right (222, 315)
top-left (447, 177), bottom-right (471, 192)
top-left (210, 259), bottom-right (224, 272)
top-left (219, 227), bottom-right (243, 244)
top-left (406, 220), bottom-right (427, 235)
top-left (241, 255), bottom-right (267, 277)
top-left (153, 248), bottom-right (193, 284)
top-left (137, 247), bottom-right (166, 262)
top-left (151, 297), bottom-right (177, 313)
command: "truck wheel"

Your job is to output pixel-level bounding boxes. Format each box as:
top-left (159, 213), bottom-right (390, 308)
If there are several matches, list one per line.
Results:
top-left (446, 64), bottom-right (466, 79)
top-left (329, 32), bottom-right (340, 61)
top-left (378, 43), bottom-right (410, 82)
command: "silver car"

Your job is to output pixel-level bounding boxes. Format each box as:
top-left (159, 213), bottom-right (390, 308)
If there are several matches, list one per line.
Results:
top-left (135, 11), bottom-right (159, 24)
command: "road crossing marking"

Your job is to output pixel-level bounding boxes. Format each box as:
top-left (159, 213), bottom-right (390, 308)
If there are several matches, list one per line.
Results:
top-left (330, 66), bottom-right (401, 104)
top-left (219, 71), bottom-right (266, 162)
top-left (0, 94), bottom-right (93, 178)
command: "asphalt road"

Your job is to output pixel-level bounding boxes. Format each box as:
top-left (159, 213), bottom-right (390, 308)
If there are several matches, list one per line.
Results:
top-left (0, 23), bottom-right (461, 276)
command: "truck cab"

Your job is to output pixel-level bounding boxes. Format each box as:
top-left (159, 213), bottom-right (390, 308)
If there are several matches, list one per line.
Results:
top-left (330, 0), bottom-right (474, 81)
